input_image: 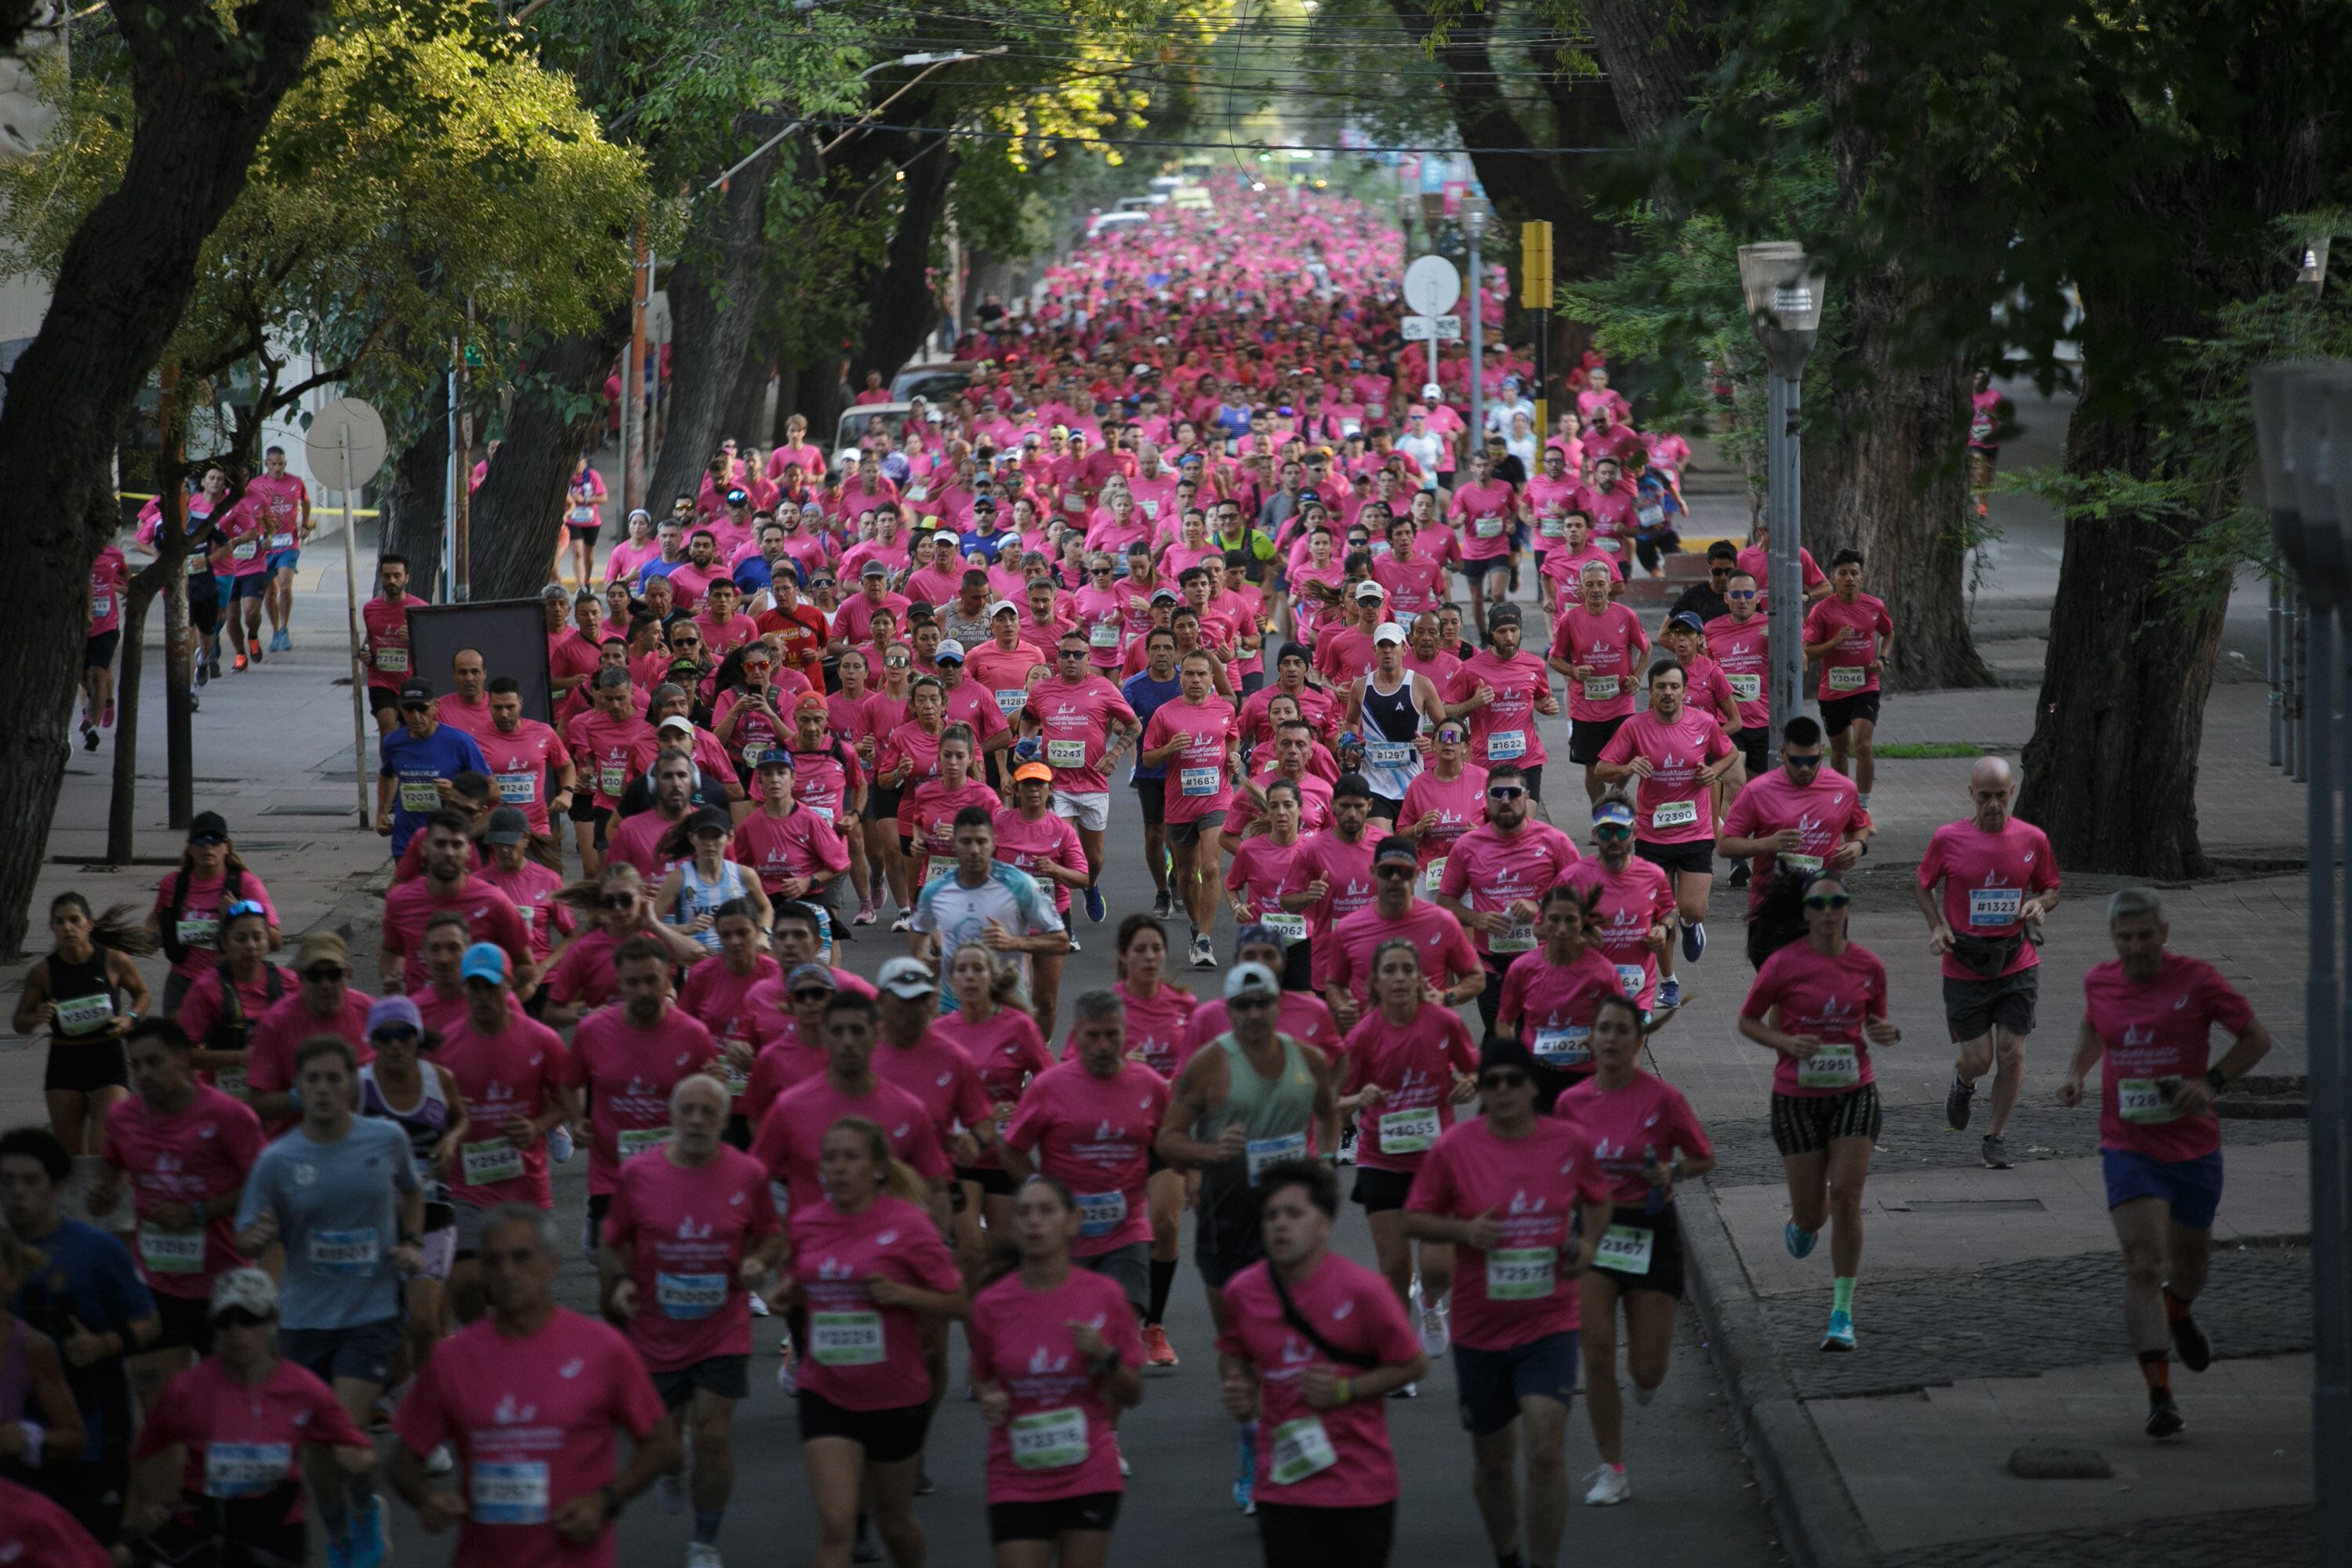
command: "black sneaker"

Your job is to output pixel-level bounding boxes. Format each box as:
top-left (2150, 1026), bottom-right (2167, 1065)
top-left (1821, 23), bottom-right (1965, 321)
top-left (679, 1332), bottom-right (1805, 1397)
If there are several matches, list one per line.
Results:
top-left (2169, 1312), bottom-right (2212, 1373)
top-left (1980, 1134), bottom-right (2011, 1170)
top-left (2145, 1388), bottom-right (2184, 1438)
top-left (1730, 862), bottom-right (1751, 888)
top-left (1945, 1076), bottom-right (1976, 1131)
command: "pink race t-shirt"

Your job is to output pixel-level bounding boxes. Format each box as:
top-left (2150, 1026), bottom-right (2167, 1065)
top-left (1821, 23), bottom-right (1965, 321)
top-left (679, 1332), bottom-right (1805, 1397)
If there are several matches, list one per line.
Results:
top-left (933, 1006), bottom-right (1055, 1169)
top-left (1446, 650), bottom-right (1553, 770)
top-left (102, 1084), bottom-right (267, 1295)
top-left (1003, 1059), bottom-right (1170, 1256)
top-left (1555, 1071), bottom-right (1713, 1204)
top-left (1802, 592), bottom-right (1892, 700)
top-left (136, 1356), bottom-right (366, 1511)
top-left (750, 1076), bottom-right (949, 1216)
top-left (679, 955), bottom-right (779, 1098)
top-left (993, 808), bottom-right (1087, 916)
top-left (873, 1033), bottom-right (996, 1152)
top-left (436, 1013), bottom-right (569, 1209)
top-left (151, 869), bottom-right (281, 982)
top-left (1340, 1006), bottom-right (1476, 1172)
top-left (392, 1308), bottom-right (665, 1568)
top-left (2083, 953), bottom-right (2256, 1163)
top-left (1027, 674), bottom-right (1138, 794)
top-left (1598, 707), bottom-right (1733, 844)
top-left (1323, 902), bottom-right (1481, 1007)
top-left (1560, 856), bottom-right (1675, 1008)
top-left (1140, 699), bottom-right (1239, 823)
top-left (1438, 821), bottom-right (1581, 956)
top-left (1704, 612), bottom-right (1770, 731)
top-left (1448, 480), bottom-right (1519, 561)
top-left (1398, 765), bottom-right (1489, 884)
top-left (786, 1195), bottom-right (963, 1410)
top-left (1215, 1253), bottom-right (1421, 1508)
top-left (1405, 1116), bottom-right (1612, 1349)
top-left (564, 1008), bottom-right (720, 1195)
top-left (601, 1145), bottom-right (782, 1370)
top-left (1739, 941), bottom-right (1890, 1098)
top-left (1915, 818), bottom-right (2060, 979)
top-left (1550, 601), bottom-right (1648, 724)
top-left (1720, 766), bottom-right (1871, 912)
top-left (1495, 948), bottom-right (1626, 1072)
top-left (969, 1268), bottom-right (1145, 1501)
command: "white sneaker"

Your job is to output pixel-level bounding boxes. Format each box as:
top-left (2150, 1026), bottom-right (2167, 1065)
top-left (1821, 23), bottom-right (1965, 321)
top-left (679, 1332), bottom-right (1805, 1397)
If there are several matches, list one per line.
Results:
top-left (1417, 1294), bottom-right (1451, 1359)
top-left (1118, 1453), bottom-right (1132, 1478)
top-left (687, 1546), bottom-right (724, 1568)
top-left (1584, 1465), bottom-right (1632, 1506)
top-left (776, 1345), bottom-right (798, 1396)
top-left (1189, 933), bottom-right (1216, 968)
top-left (748, 1291), bottom-right (771, 1318)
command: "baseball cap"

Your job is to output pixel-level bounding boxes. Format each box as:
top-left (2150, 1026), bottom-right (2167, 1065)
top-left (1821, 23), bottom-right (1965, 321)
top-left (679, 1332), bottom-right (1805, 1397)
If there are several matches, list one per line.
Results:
top-left (786, 962), bottom-right (837, 994)
top-left (484, 807), bottom-right (529, 845)
top-left (1352, 580), bottom-right (1385, 602)
top-left (754, 746), bottom-right (795, 771)
top-left (209, 1267), bottom-right (278, 1322)
top-left (1149, 586), bottom-right (1180, 605)
top-left (187, 811), bottom-right (229, 844)
top-left (1487, 604), bottom-right (1523, 629)
top-left (1372, 622), bottom-right (1406, 646)
top-left (1593, 798), bottom-right (1637, 829)
top-left (397, 680), bottom-right (433, 706)
top-left (366, 994), bottom-right (424, 1038)
top-left (860, 561), bottom-right (888, 578)
top-left (724, 487), bottom-right (750, 506)
top-left (795, 692), bottom-right (829, 716)
top-left (1224, 962), bottom-right (1281, 1003)
top-left (935, 639), bottom-right (967, 665)
top-left (877, 956), bottom-right (936, 999)
top-left (1668, 610), bottom-right (1706, 633)
top-left (294, 931), bottom-right (348, 970)
top-left (658, 714), bottom-right (695, 736)
top-left (1013, 761), bottom-right (1053, 785)
top-left (688, 805), bottom-right (732, 837)
top-left (1233, 921), bottom-right (1281, 953)
top-left (989, 599), bottom-right (1020, 619)
top-left (1373, 836), bottom-right (1420, 867)
top-left (459, 942), bottom-right (510, 985)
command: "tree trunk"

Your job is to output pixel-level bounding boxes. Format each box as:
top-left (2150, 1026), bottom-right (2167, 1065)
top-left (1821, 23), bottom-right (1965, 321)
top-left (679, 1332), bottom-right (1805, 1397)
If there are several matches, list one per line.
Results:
top-left (466, 307), bottom-right (631, 601)
top-left (0, 0), bottom-right (325, 957)
top-left (720, 334), bottom-right (775, 451)
top-left (648, 153), bottom-right (777, 511)
top-left (845, 137), bottom-right (960, 390)
top-left (379, 404), bottom-right (452, 592)
top-left (1581, 0), bottom-right (1716, 148)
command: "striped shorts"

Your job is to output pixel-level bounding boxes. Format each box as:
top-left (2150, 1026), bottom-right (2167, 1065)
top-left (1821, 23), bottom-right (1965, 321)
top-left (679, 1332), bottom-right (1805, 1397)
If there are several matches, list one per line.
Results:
top-left (1769, 1083), bottom-right (1882, 1157)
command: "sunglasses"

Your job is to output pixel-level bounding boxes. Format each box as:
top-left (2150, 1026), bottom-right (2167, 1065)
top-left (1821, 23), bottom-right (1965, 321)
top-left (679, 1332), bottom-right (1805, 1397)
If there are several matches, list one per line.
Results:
top-left (1486, 786), bottom-right (1526, 801)
top-left (1803, 892), bottom-right (1852, 910)
top-left (1375, 862), bottom-right (1416, 876)
top-left (1710, 566), bottom-right (1733, 575)
top-left (301, 967), bottom-right (347, 983)
top-left (1785, 756), bottom-right (1823, 770)
top-left (672, 637), bottom-right (702, 648)
top-left (212, 1308), bottom-right (273, 1330)
top-left (790, 989), bottom-right (832, 1003)
top-left (1228, 995), bottom-right (1276, 1011)
top-left (224, 900), bottom-right (268, 919)
top-left (371, 1025), bottom-right (419, 1044)
top-left (1593, 823), bottom-right (1634, 840)
top-left (600, 895), bottom-right (637, 910)
top-left (188, 833), bottom-right (227, 847)
top-left (1726, 590), bottom-right (1758, 601)
top-left (1480, 1071), bottom-right (1529, 1089)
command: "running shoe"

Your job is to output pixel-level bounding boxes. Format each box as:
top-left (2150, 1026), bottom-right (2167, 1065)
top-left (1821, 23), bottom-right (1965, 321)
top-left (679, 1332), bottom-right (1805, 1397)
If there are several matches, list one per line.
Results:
top-left (1681, 920), bottom-right (1705, 963)
top-left (1655, 977), bottom-right (1681, 1011)
top-left (1142, 1323), bottom-right (1178, 1370)
top-left (1190, 932), bottom-right (1216, 968)
top-left (1784, 1220), bottom-right (1817, 1259)
top-left (1084, 884), bottom-right (1106, 924)
top-left (657, 1472), bottom-right (688, 1515)
top-left (271, 630), bottom-right (291, 652)
top-left (1583, 1465), bottom-right (1632, 1506)
top-left (1945, 1076), bottom-right (1976, 1131)
top-left (101, 701), bottom-right (114, 728)
top-left (688, 1546), bottom-right (724, 1568)
top-left (1729, 862), bottom-right (1751, 888)
top-left (2169, 1310), bottom-right (2212, 1372)
top-left (854, 900), bottom-right (877, 926)
top-left (232, 650), bottom-right (246, 673)
top-left (1634, 1381), bottom-right (1657, 1407)
top-left (195, 655), bottom-right (210, 688)
top-left (188, 689), bottom-right (200, 712)
top-left (1417, 1294), bottom-right (1450, 1359)
top-left (1119, 1453), bottom-right (1132, 1479)
top-left (851, 1518), bottom-right (883, 1563)
top-left (1336, 1124), bottom-right (1357, 1166)
top-left (549, 1123), bottom-right (574, 1163)
top-left (891, 913), bottom-right (914, 933)
top-left (748, 1291), bottom-right (771, 1318)
top-left (248, 636), bottom-right (263, 664)
top-left (346, 1495), bottom-right (389, 1568)
top-left (1151, 890), bottom-right (1176, 920)
top-left (83, 724), bottom-right (99, 752)
top-left (1820, 1308), bottom-right (1857, 1352)
top-left (775, 1345), bottom-right (797, 1396)
top-left (1388, 1381), bottom-right (1418, 1399)
top-left (1980, 1134), bottom-right (2012, 1170)
top-left (2145, 1387), bottom-right (2185, 1438)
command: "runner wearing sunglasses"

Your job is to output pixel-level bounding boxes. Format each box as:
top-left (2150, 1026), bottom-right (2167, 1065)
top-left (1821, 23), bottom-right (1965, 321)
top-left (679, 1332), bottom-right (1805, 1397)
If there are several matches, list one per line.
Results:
top-left (1433, 764), bottom-right (1581, 1045)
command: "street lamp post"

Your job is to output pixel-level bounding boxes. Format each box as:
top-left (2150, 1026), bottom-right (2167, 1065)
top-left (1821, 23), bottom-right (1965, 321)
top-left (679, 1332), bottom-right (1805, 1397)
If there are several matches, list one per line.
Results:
top-left (2251, 360), bottom-right (2350, 1568)
top-left (1737, 243), bottom-right (1826, 746)
top-left (1461, 195), bottom-right (1492, 453)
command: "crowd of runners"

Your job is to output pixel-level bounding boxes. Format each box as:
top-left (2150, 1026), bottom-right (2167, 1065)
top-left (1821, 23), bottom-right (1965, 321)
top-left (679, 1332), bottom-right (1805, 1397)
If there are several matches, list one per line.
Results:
top-left (7, 179), bottom-right (2274, 1568)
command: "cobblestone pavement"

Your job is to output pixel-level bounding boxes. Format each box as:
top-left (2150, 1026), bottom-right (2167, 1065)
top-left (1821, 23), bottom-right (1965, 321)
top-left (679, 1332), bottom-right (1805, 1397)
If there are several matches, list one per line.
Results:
top-left (1758, 1244), bottom-right (2312, 1400)
top-left (1878, 1506), bottom-right (2314, 1568)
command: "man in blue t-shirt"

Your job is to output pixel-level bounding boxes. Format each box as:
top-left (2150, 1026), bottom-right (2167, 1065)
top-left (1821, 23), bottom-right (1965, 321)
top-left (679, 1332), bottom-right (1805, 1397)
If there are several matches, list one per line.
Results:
top-left (1, 1126), bottom-right (159, 1545)
top-left (376, 679), bottom-right (491, 855)
top-left (1122, 626), bottom-right (1185, 920)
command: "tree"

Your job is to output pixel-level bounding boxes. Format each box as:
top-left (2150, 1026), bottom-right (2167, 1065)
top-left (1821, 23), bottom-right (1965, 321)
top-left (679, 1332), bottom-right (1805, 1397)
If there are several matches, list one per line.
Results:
top-left (0, 0), bottom-right (329, 959)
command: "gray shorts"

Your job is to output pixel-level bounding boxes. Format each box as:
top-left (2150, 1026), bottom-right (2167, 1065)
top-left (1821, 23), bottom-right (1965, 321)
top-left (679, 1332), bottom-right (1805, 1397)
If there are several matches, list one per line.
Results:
top-left (281, 1313), bottom-right (403, 1390)
top-left (1943, 967), bottom-right (2039, 1042)
top-left (1077, 1240), bottom-right (1150, 1313)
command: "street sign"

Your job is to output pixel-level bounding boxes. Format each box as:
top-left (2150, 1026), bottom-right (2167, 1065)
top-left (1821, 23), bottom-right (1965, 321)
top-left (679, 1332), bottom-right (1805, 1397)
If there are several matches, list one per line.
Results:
top-left (1401, 314), bottom-right (1462, 342)
top-left (302, 396), bottom-right (387, 487)
top-left (1403, 255), bottom-right (1461, 317)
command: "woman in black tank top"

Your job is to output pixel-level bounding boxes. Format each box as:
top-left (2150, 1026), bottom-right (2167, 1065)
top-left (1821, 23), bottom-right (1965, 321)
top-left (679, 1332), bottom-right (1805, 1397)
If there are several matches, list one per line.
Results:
top-left (11, 893), bottom-right (153, 1155)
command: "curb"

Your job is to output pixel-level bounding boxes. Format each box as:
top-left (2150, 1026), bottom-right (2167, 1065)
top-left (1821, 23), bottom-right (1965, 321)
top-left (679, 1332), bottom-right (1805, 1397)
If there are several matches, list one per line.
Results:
top-left (1681, 1183), bottom-right (1879, 1568)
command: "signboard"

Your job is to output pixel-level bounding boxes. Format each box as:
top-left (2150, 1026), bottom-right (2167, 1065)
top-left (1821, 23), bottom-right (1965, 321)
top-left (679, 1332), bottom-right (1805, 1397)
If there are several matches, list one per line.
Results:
top-left (1400, 314), bottom-right (1462, 343)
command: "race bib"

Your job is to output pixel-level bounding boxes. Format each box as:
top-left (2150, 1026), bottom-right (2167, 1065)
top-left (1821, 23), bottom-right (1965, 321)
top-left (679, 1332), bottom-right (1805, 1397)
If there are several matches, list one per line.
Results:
top-left (1970, 416), bottom-right (1996, 441)
top-left (657, 1271), bottom-right (728, 1319)
top-left (597, 760), bottom-right (626, 796)
top-left (1377, 1104), bottom-right (1442, 1154)
top-left (1363, 740), bottom-right (1414, 771)
top-left (1538, 517), bottom-right (1564, 539)
top-left (1422, 855), bottom-right (1447, 895)
top-left (212, 1069), bottom-right (247, 1096)
top-left (1076, 1190), bottom-right (1128, 1237)
top-left (2118, 1078), bottom-right (2184, 1125)
top-left (397, 781), bottom-right (441, 814)
top-left (267, 532), bottom-right (296, 550)
top-left (1260, 910), bottom-right (1307, 944)
top-left (1486, 728), bottom-right (1526, 761)
top-left (811, 1308), bottom-right (887, 1364)
top-left (617, 1124), bottom-right (672, 1159)
top-left (1246, 1131), bottom-right (1307, 1184)
top-left (230, 540), bottom-right (259, 562)
top-left (1649, 799), bottom-right (1699, 830)
top-left (460, 1138), bottom-right (525, 1186)
top-left (994, 688), bottom-right (1027, 716)
top-left (187, 554), bottom-right (211, 577)
top-left (1968, 887), bottom-right (2023, 927)
top-left (1827, 664), bottom-right (1867, 692)
top-left (1798, 1042), bottom-right (1861, 1090)
top-left (1596, 1223), bottom-right (1654, 1275)
top-left (307, 1228), bottom-right (379, 1276)
top-left (1779, 852), bottom-right (1824, 875)
top-left (1486, 1246), bottom-right (1556, 1300)
top-left (1178, 765), bottom-right (1221, 797)
top-left (568, 507), bottom-right (594, 525)
top-left (1581, 676), bottom-right (1620, 702)
top-left (720, 1057), bottom-right (750, 1097)
top-left (1637, 504), bottom-right (1666, 529)
top-left (89, 593), bottom-right (113, 619)
top-left (1727, 673), bottom-right (1761, 702)
top-left (1088, 623), bottom-right (1120, 648)
top-left (1489, 920), bottom-right (1537, 954)
top-left (1269, 1415), bottom-right (1340, 1485)
top-left (1533, 1026), bottom-right (1592, 1069)
top-left (138, 1225), bottom-right (206, 1276)
top-left (204, 1441), bottom-right (291, 1498)
top-left (1062, 492), bottom-right (1085, 514)
top-left (1011, 1406), bottom-right (1090, 1469)
top-left (1474, 515), bottom-right (1504, 539)
top-left (471, 1461), bottom-right (550, 1525)
top-left (1615, 964), bottom-right (1649, 1000)
top-left (53, 993), bottom-right (115, 1036)
top-left (924, 854), bottom-right (957, 887)
top-left (1141, 499), bottom-right (1160, 518)
top-left (373, 646), bottom-right (408, 673)
top-left (903, 484), bottom-right (928, 503)
top-left (1046, 738), bottom-right (1088, 768)
top-left (493, 771), bottom-right (536, 805)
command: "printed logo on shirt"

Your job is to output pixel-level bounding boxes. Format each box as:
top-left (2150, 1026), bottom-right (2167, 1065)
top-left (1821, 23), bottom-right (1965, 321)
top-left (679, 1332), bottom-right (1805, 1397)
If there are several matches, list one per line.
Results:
top-left (876, 1230), bottom-right (899, 1247)
top-left (1508, 1188), bottom-right (1547, 1215)
top-left (1027, 1343), bottom-right (1069, 1375)
top-left (494, 1394), bottom-right (538, 1425)
top-left (676, 1214), bottom-right (713, 1240)
top-left (560, 1359), bottom-right (584, 1379)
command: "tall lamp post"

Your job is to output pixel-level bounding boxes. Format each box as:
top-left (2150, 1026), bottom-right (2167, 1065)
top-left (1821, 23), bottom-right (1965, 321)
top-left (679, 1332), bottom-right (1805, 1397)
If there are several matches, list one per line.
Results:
top-left (1737, 243), bottom-right (1826, 744)
top-left (2252, 361), bottom-right (2350, 1568)
top-left (1461, 195), bottom-right (1493, 452)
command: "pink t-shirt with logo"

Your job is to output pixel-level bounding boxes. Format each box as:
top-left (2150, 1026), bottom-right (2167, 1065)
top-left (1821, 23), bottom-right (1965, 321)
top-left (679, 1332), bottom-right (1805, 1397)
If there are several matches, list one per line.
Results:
top-left (1448, 479), bottom-right (1519, 561)
top-left (874, 1033), bottom-right (996, 1152)
top-left (1721, 766), bottom-right (1871, 912)
top-left (1027, 674), bottom-right (1138, 793)
top-left (786, 1194), bottom-right (963, 1410)
top-left (1003, 1059), bottom-right (1171, 1256)
top-left (1398, 765), bottom-right (1489, 878)
top-left (391, 1307), bottom-right (665, 1568)
top-left (1740, 941), bottom-right (1890, 1098)
top-left (932, 1005), bottom-right (1054, 1156)
top-left (1802, 593), bottom-right (1893, 700)
top-left (1140, 699), bottom-right (1238, 823)
top-left (1180, 992), bottom-right (1342, 1077)
top-left (1439, 821), bottom-right (1582, 956)
top-left (2083, 953), bottom-right (2255, 1163)
top-left (1324, 902), bottom-right (1481, 1006)
top-left (1704, 612), bottom-right (1770, 731)
top-left (1560, 856), bottom-right (1675, 1008)
top-left (1555, 1070), bottom-right (1713, 1204)
top-left (102, 1084), bottom-right (267, 1296)
top-left (1215, 1253), bottom-right (1421, 1508)
top-left (1550, 601), bottom-right (1648, 724)
top-left (564, 1008), bottom-right (720, 1196)
top-left (1340, 1006), bottom-right (1476, 1172)
top-left (1406, 1116), bottom-right (1613, 1349)
top-left (136, 1356), bottom-right (366, 1510)
top-left (1496, 949), bottom-right (1627, 1071)
top-left (751, 1076), bottom-right (949, 1217)
top-left (1598, 708), bottom-right (1733, 844)
top-left (969, 1268), bottom-right (1146, 1501)
top-left (1915, 818), bottom-right (2060, 980)
top-left (601, 1145), bottom-right (781, 1370)
top-left (993, 808), bottom-right (1087, 916)
top-left (437, 1014), bottom-right (569, 1210)
top-left (1446, 649), bottom-right (1553, 770)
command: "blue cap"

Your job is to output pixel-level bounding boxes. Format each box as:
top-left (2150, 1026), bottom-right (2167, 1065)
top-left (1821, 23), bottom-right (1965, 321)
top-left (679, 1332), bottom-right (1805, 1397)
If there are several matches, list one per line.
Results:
top-left (1593, 800), bottom-right (1637, 829)
top-left (459, 942), bottom-right (510, 985)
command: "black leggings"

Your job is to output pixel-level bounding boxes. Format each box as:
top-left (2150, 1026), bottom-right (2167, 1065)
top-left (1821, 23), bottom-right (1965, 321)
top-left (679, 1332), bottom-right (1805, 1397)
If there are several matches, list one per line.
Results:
top-left (1256, 1501), bottom-right (1396, 1568)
